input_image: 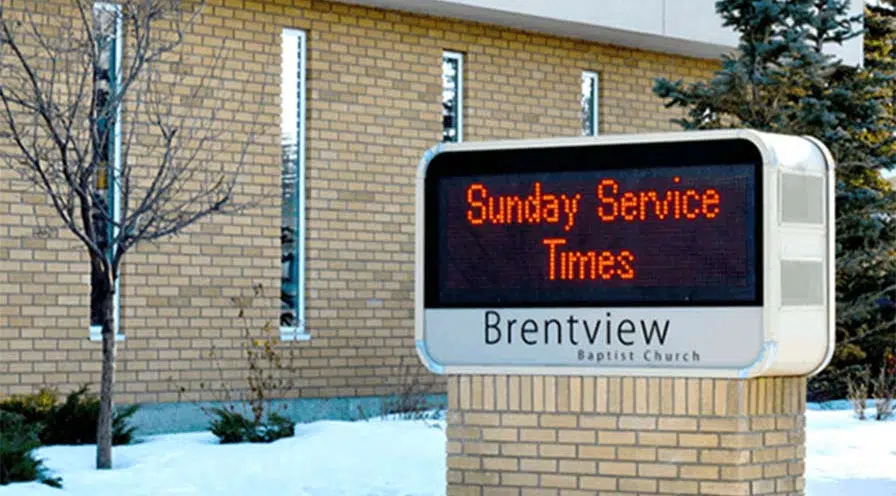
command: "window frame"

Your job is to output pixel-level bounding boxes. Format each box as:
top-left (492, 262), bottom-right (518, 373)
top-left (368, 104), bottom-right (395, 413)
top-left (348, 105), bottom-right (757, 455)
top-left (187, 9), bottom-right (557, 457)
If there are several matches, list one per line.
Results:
top-left (90, 1), bottom-right (124, 342)
top-left (581, 70), bottom-right (599, 137)
top-left (442, 50), bottom-right (464, 143)
top-left (280, 27), bottom-right (309, 342)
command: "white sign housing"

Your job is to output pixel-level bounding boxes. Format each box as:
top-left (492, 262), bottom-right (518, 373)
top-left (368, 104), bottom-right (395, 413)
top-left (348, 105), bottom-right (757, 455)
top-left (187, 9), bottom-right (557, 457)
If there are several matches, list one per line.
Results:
top-left (415, 129), bottom-right (835, 378)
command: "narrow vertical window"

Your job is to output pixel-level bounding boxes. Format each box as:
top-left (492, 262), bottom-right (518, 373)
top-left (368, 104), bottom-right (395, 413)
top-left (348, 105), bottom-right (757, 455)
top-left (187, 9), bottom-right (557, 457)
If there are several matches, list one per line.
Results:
top-left (442, 51), bottom-right (463, 143)
top-left (90, 2), bottom-right (123, 341)
top-left (581, 71), bottom-right (599, 136)
top-left (281, 28), bottom-right (307, 340)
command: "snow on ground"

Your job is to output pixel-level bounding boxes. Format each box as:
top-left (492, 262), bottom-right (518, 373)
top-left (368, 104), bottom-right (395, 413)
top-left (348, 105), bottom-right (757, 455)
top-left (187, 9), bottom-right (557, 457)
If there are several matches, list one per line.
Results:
top-left (3, 406), bottom-right (895, 495)
top-left (806, 406), bottom-right (896, 496)
top-left (4, 417), bottom-right (447, 496)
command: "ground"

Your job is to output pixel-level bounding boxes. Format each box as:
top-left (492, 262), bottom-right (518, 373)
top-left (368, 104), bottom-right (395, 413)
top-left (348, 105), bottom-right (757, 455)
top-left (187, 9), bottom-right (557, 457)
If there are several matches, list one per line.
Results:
top-left (804, 402), bottom-right (896, 495)
top-left (3, 404), bottom-right (894, 495)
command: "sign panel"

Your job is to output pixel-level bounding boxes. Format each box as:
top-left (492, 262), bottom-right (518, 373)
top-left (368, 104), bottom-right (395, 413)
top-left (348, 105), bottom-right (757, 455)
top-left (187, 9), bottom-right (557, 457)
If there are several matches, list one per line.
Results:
top-left (416, 130), bottom-right (836, 378)
top-left (432, 163), bottom-right (760, 307)
top-left (424, 308), bottom-right (762, 370)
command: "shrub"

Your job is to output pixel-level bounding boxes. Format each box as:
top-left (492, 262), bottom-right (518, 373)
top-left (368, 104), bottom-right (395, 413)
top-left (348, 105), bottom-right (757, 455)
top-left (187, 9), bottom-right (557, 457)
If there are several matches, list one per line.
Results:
top-left (871, 361), bottom-right (895, 421)
top-left (208, 407), bottom-right (294, 444)
top-left (846, 366), bottom-right (871, 420)
top-left (0, 388), bottom-right (57, 426)
top-left (0, 411), bottom-right (61, 488)
top-left (353, 359), bottom-right (444, 425)
top-left (0, 385), bottom-right (138, 446)
top-left (380, 363), bottom-right (440, 421)
top-left (809, 363), bottom-right (869, 402)
top-left (41, 386), bottom-right (139, 446)
top-left (199, 284), bottom-right (300, 444)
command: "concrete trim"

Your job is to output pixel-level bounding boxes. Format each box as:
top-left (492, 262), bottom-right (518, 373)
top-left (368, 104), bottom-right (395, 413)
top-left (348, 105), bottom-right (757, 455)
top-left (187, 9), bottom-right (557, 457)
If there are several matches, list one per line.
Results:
top-left (342, 0), bottom-right (728, 59)
top-left (126, 394), bottom-right (448, 436)
top-left (335, 0), bottom-right (863, 64)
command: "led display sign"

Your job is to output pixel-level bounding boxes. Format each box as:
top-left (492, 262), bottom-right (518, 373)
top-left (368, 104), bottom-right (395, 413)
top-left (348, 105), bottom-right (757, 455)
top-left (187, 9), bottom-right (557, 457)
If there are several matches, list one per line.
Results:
top-left (432, 162), bottom-right (759, 308)
top-left (415, 130), bottom-right (835, 379)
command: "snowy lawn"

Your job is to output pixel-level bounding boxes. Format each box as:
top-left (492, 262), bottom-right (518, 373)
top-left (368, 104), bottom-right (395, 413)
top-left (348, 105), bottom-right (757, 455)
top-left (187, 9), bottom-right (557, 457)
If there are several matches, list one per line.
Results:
top-left (805, 407), bottom-right (896, 496)
top-left (3, 407), bottom-right (894, 495)
top-left (5, 416), bottom-right (447, 496)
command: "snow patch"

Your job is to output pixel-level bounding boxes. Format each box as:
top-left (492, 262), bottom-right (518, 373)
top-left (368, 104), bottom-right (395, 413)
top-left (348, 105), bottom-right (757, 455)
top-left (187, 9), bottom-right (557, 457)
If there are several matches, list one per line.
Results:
top-left (3, 409), bottom-right (894, 495)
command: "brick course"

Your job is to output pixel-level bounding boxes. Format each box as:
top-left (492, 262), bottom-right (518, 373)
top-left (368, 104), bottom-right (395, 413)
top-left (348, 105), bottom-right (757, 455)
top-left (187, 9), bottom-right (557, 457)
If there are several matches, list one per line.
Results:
top-left (0, 0), bottom-right (717, 404)
top-left (447, 376), bottom-right (807, 496)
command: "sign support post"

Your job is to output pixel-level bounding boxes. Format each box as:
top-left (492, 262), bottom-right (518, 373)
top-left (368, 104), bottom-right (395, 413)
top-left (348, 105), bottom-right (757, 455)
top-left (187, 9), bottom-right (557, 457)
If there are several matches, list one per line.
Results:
top-left (445, 375), bottom-right (807, 495)
top-left (416, 130), bottom-right (834, 495)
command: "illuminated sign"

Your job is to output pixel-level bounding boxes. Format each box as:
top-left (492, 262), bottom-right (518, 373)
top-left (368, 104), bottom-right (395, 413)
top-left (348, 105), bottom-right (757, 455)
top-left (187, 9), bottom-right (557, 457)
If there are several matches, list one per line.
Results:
top-left (415, 130), bottom-right (836, 378)
top-left (434, 163), bottom-right (758, 307)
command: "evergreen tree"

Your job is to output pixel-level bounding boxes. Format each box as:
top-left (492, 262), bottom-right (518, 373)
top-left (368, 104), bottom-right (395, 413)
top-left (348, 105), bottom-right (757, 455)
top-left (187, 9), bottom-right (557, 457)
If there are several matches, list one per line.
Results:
top-left (653, 0), bottom-right (896, 399)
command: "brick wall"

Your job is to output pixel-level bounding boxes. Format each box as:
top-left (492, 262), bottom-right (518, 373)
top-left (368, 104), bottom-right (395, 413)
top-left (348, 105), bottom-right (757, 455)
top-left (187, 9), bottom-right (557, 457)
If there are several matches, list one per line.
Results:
top-left (446, 376), bottom-right (807, 496)
top-left (0, 0), bottom-right (718, 404)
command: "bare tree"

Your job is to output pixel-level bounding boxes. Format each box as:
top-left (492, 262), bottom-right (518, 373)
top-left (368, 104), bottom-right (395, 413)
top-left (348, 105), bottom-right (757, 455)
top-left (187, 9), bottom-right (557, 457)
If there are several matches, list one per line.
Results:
top-left (0, 0), bottom-right (265, 468)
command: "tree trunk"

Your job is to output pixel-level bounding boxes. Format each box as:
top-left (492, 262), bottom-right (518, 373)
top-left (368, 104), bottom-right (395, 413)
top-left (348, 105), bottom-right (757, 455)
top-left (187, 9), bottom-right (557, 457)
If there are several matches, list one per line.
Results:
top-left (92, 257), bottom-right (116, 469)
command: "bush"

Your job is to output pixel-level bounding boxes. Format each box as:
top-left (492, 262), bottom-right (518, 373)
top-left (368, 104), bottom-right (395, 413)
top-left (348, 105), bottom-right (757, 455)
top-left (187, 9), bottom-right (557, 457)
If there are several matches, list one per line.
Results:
top-left (839, 357), bottom-right (896, 422)
top-left (199, 284), bottom-right (299, 444)
top-left (0, 388), bottom-right (57, 426)
top-left (379, 363), bottom-right (440, 421)
top-left (0, 385), bottom-right (138, 446)
top-left (208, 407), bottom-right (295, 444)
top-left (0, 411), bottom-right (61, 488)
top-left (42, 386), bottom-right (139, 446)
top-left (871, 364), bottom-right (895, 421)
top-left (809, 363), bottom-right (874, 402)
top-left (846, 366), bottom-right (871, 420)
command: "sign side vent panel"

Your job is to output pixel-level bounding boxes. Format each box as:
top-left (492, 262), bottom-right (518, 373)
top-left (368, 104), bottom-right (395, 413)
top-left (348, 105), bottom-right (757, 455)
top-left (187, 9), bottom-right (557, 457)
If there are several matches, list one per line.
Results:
top-left (781, 260), bottom-right (824, 306)
top-left (781, 173), bottom-right (823, 225)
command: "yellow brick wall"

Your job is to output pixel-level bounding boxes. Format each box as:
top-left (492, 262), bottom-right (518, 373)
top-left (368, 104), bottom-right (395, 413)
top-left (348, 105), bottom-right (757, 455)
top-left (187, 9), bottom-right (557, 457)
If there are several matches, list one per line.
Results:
top-left (447, 376), bottom-right (807, 496)
top-left (0, 0), bottom-right (718, 404)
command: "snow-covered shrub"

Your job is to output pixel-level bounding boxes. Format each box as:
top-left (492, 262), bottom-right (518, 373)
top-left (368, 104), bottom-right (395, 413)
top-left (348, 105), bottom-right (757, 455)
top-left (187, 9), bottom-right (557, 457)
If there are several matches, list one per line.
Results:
top-left (0, 411), bottom-right (61, 488)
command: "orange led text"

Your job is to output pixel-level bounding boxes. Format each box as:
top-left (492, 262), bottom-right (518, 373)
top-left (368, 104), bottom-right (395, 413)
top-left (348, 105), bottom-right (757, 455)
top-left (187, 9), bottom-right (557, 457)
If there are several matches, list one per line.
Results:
top-left (466, 182), bottom-right (583, 232)
top-left (596, 177), bottom-right (720, 222)
top-left (543, 238), bottom-right (635, 281)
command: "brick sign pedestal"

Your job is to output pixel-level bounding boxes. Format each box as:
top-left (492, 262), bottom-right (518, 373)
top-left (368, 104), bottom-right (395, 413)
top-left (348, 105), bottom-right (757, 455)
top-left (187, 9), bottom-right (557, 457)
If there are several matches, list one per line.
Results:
top-left (416, 133), bottom-right (833, 496)
top-left (446, 375), bottom-right (806, 496)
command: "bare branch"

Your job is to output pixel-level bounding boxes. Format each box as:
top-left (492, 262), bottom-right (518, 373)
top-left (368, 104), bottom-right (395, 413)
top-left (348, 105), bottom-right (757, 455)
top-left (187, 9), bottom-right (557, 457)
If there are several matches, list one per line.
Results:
top-left (1, 0), bottom-right (269, 470)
